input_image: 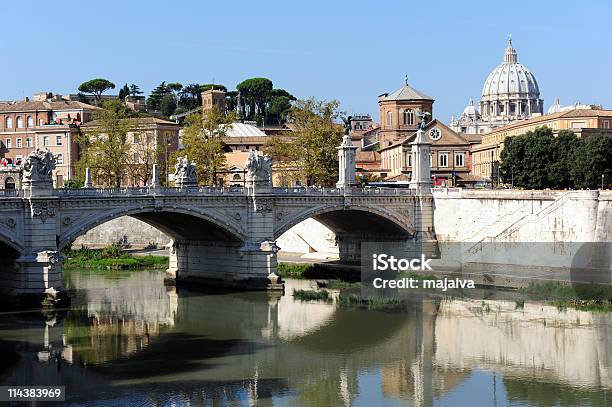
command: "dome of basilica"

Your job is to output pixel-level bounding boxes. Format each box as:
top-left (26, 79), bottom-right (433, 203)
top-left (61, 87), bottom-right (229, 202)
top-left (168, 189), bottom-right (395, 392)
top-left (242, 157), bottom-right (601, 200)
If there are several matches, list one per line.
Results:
top-left (462, 98), bottom-right (480, 118)
top-left (481, 38), bottom-right (540, 99)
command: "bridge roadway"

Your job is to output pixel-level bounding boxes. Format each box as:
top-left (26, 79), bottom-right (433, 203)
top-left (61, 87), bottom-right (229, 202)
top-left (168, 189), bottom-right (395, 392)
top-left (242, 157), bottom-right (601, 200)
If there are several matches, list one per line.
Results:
top-left (0, 185), bottom-right (435, 306)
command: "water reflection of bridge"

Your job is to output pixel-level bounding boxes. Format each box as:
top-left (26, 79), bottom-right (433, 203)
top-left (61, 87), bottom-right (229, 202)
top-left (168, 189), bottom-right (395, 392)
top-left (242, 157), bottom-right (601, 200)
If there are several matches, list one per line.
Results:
top-left (0, 273), bottom-right (610, 406)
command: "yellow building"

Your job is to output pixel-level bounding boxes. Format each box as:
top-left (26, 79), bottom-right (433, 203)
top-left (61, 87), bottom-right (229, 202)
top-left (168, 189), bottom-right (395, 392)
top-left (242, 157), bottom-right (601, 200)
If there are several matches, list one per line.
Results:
top-left (472, 106), bottom-right (612, 180)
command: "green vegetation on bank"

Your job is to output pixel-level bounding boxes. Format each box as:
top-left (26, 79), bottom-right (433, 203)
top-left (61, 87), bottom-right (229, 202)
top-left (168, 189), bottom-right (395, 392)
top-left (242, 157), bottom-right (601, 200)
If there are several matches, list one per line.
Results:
top-left (277, 262), bottom-right (361, 281)
top-left (519, 282), bottom-right (612, 312)
top-left (293, 289), bottom-right (331, 302)
top-left (338, 294), bottom-right (402, 310)
top-left (63, 245), bottom-right (168, 270)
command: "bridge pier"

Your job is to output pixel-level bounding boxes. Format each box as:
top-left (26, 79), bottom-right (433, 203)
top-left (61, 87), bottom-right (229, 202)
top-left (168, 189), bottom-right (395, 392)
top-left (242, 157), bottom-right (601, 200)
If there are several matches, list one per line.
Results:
top-left (167, 239), bottom-right (278, 290)
top-left (5, 198), bottom-right (68, 308)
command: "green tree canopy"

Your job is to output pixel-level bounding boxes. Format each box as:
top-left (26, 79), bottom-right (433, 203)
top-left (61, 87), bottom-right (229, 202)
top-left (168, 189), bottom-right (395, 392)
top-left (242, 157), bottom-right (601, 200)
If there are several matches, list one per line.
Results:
top-left (146, 82), bottom-right (171, 111)
top-left (236, 78), bottom-right (273, 122)
top-left (570, 133), bottom-right (612, 189)
top-left (264, 98), bottom-right (343, 186)
top-left (172, 107), bottom-right (235, 185)
top-left (77, 99), bottom-right (136, 187)
top-left (160, 93), bottom-right (177, 117)
top-left (500, 127), bottom-right (611, 189)
top-left (78, 78), bottom-right (116, 102)
top-left (266, 89), bottom-right (296, 125)
top-left (129, 84), bottom-right (143, 96)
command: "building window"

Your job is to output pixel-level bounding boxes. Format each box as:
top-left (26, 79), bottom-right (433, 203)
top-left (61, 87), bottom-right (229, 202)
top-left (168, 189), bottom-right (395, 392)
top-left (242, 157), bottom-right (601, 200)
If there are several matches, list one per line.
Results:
top-left (439, 152), bottom-right (449, 167)
top-left (403, 110), bottom-right (414, 125)
top-left (6, 117), bottom-right (13, 128)
top-left (603, 120), bottom-right (610, 129)
top-left (16, 116), bottom-right (23, 128)
top-left (133, 134), bottom-right (140, 144)
top-left (16, 138), bottom-right (22, 148)
top-left (4, 177), bottom-right (15, 189)
top-left (56, 154), bottom-right (64, 165)
top-left (429, 153), bottom-right (433, 167)
top-left (455, 152), bottom-right (465, 167)
top-left (133, 152), bottom-right (139, 164)
top-left (27, 116), bottom-right (34, 127)
top-left (56, 135), bottom-right (62, 145)
top-left (386, 111), bottom-right (392, 127)
top-left (6, 139), bottom-right (12, 149)
top-left (571, 121), bottom-right (586, 129)
top-left (26, 138), bottom-right (32, 147)
top-left (43, 135), bottom-right (50, 146)
top-left (406, 151), bottom-right (412, 167)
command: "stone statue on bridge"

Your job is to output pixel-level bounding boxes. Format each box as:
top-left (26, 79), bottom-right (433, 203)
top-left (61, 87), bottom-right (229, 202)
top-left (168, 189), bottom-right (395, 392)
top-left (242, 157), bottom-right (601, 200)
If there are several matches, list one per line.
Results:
top-left (22, 149), bottom-right (56, 183)
top-left (173, 156), bottom-right (197, 187)
top-left (245, 150), bottom-right (272, 187)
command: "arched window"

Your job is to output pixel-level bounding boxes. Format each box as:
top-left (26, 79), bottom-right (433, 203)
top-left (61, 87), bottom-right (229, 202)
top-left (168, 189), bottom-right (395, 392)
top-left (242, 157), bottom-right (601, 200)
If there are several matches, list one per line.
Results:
top-left (6, 117), bottom-right (13, 128)
top-left (27, 116), bottom-right (34, 127)
top-left (232, 174), bottom-right (241, 181)
top-left (403, 110), bottom-right (414, 125)
top-left (5, 177), bottom-right (15, 189)
top-left (386, 111), bottom-right (392, 127)
top-left (16, 116), bottom-right (23, 128)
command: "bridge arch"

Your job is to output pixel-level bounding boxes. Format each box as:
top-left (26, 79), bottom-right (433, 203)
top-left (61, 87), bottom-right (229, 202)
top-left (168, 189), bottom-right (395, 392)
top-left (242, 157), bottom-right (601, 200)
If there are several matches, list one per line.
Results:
top-left (59, 205), bottom-right (247, 250)
top-left (0, 228), bottom-right (24, 254)
top-left (274, 204), bottom-right (414, 241)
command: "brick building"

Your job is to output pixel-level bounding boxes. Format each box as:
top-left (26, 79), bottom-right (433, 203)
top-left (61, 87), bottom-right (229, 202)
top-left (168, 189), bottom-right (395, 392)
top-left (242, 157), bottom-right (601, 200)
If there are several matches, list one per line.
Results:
top-left (0, 98), bottom-right (100, 186)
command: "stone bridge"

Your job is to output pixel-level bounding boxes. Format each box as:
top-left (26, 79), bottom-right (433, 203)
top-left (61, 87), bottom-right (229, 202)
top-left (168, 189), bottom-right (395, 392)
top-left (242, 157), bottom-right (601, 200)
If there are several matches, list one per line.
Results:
top-left (0, 185), bottom-right (435, 306)
top-left (0, 130), bottom-right (436, 306)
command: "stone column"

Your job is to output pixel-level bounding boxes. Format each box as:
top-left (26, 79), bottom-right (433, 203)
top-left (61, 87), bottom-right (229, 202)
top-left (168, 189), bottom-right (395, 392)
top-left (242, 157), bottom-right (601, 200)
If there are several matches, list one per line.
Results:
top-left (409, 129), bottom-right (432, 195)
top-left (83, 167), bottom-right (93, 188)
top-left (151, 163), bottom-right (161, 192)
top-left (336, 134), bottom-right (358, 189)
top-left (16, 150), bottom-right (68, 307)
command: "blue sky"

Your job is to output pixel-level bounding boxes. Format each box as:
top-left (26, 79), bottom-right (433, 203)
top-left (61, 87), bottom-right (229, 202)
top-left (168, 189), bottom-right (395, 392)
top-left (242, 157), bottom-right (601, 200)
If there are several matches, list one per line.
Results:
top-left (2, 0), bottom-right (610, 123)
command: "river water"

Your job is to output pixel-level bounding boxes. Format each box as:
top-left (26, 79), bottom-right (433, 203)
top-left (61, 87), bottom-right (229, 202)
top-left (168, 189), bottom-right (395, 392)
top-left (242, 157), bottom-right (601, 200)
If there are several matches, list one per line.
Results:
top-left (0, 269), bottom-right (610, 406)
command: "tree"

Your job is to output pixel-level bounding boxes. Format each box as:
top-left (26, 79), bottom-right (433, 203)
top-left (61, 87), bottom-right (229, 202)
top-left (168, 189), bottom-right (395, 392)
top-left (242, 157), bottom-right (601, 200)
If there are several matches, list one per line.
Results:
top-left (173, 107), bottom-right (235, 185)
top-left (146, 82), bottom-right (171, 111)
top-left (178, 83), bottom-right (203, 111)
top-left (167, 82), bottom-right (183, 100)
top-left (118, 83), bottom-right (130, 100)
top-left (78, 78), bottom-right (116, 103)
top-left (266, 89), bottom-right (296, 125)
top-left (499, 127), bottom-right (611, 190)
top-left (129, 84), bottom-right (143, 96)
top-left (499, 127), bottom-right (556, 189)
top-left (548, 130), bottom-right (579, 189)
top-left (236, 78), bottom-right (273, 122)
top-left (570, 134), bottom-right (612, 189)
top-left (133, 131), bottom-right (162, 186)
top-left (160, 93), bottom-right (177, 117)
top-left (77, 99), bottom-right (135, 187)
top-left (264, 98), bottom-right (343, 186)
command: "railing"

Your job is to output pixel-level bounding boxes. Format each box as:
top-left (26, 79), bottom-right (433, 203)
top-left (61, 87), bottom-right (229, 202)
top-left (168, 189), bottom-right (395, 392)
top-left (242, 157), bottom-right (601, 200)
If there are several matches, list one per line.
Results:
top-left (0, 189), bottom-right (20, 197)
top-left (272, 186), bottom-right (414, 196)
top-left (52, 186), bottom-right (247, 197)
top-left (0, 185), bottom-right (415, 199)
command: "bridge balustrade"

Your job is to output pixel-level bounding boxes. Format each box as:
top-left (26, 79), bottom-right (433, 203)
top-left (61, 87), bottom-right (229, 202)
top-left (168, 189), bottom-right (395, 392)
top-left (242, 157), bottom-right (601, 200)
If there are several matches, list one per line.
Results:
top-left (0, 185), bottom-right (415, 198)
top-left (0, 189), bottom-right (20, 197)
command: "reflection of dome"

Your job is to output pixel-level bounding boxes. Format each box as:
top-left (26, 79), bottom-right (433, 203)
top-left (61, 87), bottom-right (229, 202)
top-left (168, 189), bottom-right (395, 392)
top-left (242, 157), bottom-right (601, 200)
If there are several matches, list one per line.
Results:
top-left (461, 99), bottom-right (480, 118)
top-left (482, 38), bottom-right (540, 98)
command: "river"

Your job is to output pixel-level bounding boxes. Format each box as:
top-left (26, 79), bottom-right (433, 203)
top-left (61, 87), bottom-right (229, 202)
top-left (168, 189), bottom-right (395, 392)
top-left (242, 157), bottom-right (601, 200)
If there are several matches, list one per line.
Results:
top-left (0, 269), bottom-right (610, 406)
